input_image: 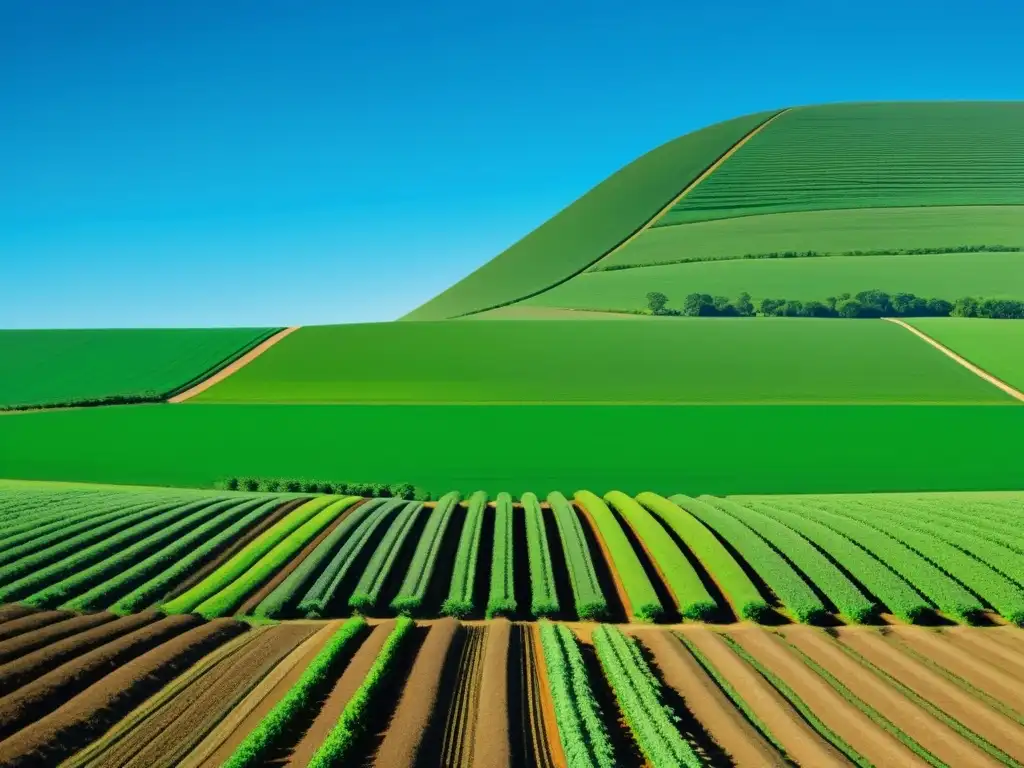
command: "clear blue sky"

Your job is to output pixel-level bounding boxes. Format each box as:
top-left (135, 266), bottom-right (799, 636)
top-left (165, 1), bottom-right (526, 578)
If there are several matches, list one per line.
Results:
top-left (2, 0), bottom-right (1021, 328)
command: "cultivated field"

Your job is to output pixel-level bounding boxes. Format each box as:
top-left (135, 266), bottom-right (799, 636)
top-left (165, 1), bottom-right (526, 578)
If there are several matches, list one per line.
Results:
top-left (907, 318), bottom-right (1024, 391)
top-left (0, 328), bottom-right (277, 410)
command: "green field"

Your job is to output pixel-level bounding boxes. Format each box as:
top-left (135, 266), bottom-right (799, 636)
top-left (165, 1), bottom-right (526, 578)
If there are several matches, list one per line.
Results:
top-left (907, 318), bottom-right (1024, 389)
top-left (0, 328), bottom-right (276, 410)
top-left (659, 102), bottom-right (1024, 225)
top-left (401, 110), bottom-right (777, 320)
top-left (597, 206), bottom-right (1024, 269)
top-left (1, 404), bottom-right (1022, 495)
top-left (528, 252), bottom-right (1024, 311)
top-left (190, 319), bottom-right (1004, 404)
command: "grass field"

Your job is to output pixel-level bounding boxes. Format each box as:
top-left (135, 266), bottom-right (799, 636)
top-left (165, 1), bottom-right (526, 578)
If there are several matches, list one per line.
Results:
top-left (529, 252), bottom-right (1024, 311)
top-left (659, 102), bottom-right (1024, 225)
top-left (0, 328), bottom-right (276, 410)
top-left (190, 320), bottom-right (1005, 404)
top-left (401, 110), bottom-right (777, 320)
top-left (597, 205), bottom-right (1024, 269)
top-left (1, 403), bottom-right (1022, 495)
top-left (907, 318), bottom-right (1024, 390)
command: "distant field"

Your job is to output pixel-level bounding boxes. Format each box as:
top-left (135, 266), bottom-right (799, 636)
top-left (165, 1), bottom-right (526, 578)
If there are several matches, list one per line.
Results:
top-left (0, 328), bottom-right (277, 410)
top-left (530, 252), bottom-right (1024, 311)
top-left (1, 404), bottom-right (1023, 495)
top-left (191, 320), bottom-right (1005, 404)
top-left (907, 318), bottom-right (1024, 390)
top-left (599, 206), bottom-right (1024, 269)
top-left (660, 102), bottom-right (1024, 225)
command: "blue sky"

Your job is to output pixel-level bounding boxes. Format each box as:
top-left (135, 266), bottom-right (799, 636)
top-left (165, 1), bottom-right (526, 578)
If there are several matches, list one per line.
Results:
top-left (2, 0), bottom-right (1021, 328)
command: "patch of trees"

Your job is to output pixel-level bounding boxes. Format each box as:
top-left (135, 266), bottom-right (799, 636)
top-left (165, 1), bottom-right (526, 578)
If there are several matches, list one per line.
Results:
top-left (645, 290), bottom-right (1024, 319)
top-left (217, 476), bottom-right (431, 499)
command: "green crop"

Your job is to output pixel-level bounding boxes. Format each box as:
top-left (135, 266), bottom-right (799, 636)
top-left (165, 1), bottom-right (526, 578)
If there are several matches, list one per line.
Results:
top-left (486, 493), bottom-right (517, 618)
top-left (575, 491), bottom-right (661, 622)
top-left (523, 492), bottom-right (559, 617)
top-left (605, 491), bottom-right (716, 620)
top-left (672, 495), bottom-right (826, 623)
top-left (538, 621), bottom-right (615, 768)
top-left (547, 492), bottom-right (606, 620)
top-left (592, 625), bottom-right (702, 767)
top-left (442, 491), bottom-right (488, 617)
top-left (223, 617), bottom-right (367, 768)
top-left (162, 496), bottom-right (337, 614)
top-left (349, 501), bottom-right (423, 611)
top-left (706, 498), bottom-right (876, 622)
top-left (391, 492), bottom-right (461, 614)
top-left (0, 492), bottom-right (134, 550)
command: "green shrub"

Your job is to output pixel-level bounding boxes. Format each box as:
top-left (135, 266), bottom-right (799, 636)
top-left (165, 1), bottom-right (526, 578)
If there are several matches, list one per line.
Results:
top-left (486, 493), bottom-right (516, 618)
top-left (523, 493), bottom-right (559, 617)
top-left (442, 491), bottom-right (487, 617)
top-left (547, 492), bottom-right (607, 620)
top-left (392, 492), bottom-right (461, 614)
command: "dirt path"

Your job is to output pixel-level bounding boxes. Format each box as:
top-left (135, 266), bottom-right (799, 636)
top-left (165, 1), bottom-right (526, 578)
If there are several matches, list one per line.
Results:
top-left (731, 627), bottom-right (928, 766)
top-left (782, 627), bottom-right (1000, 767)
top-left (635, 629), bottom-right (784, 767)
top-left (836, 629), bottom-right (1024, 762)
top-left (280, 620), bottom-right (391, 766)
top-left (168, 326), bottom-right (301, 403)
top-left (683, 628), bottom-right (846, 766)
top-left (440, 625), bottom-right (487, 766)
top-left (885, 317), bottom-right (1024, 402)
top-left (941, 628), bottom-right (1024, 681)
top-left (473, 619), bottom-right (512, 768)
top-left (182, 620), bottom-right (341, 768)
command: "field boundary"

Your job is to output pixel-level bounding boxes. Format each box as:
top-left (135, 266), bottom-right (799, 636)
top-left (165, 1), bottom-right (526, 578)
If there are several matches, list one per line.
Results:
top-left (168, 326), bottom-right (301, 403)
top-left (884, 317), bottom-right (1024, 403)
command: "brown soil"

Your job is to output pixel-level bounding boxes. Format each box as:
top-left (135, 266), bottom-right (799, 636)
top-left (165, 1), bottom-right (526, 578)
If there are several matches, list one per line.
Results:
top-left (162, 498), bottom-right (305, 602)
top-left (280, 620), bottom-right (390, 766)
top-left (941, 628), bottom-right (1024, 681)
top-left (528, 623), bottom-right (568, 768)
top-left (0, 612), bottom-right (159, 694)
top-left (887, 627), bottom-right (1024, 709)
top-left (0, 618), bottom-right (246, 766)
top-left (782, 627), bottom-right (1000, 767)
top-left (371, 618), bottom-right (461, 767)
top-left (440, 625), bottom-right (487, 766)
top-left (636, 629), bottom-right (784, 766)
top-left (0, 605), bottom-right (34, 625)
top-left (574, 498), bottom-right (634, 620)
top-left (0, 612), bottom-right (114, 666)
top-left (92, 623), bottom-right (317, 768)
top-left (236, 500), bottom-right (364, 616)
top-left (836, 629), bottom-right (1024, 762)
top-left (683, 629), bottom-right (846, 766)
top-left (731, 627), bottom-right (929, 766)
top-left (472, 618), bottom-right (511, 768)
top-left (184, 620), bottom-right (341, 768)
top-left (0, 610), bottom-right (72, 642)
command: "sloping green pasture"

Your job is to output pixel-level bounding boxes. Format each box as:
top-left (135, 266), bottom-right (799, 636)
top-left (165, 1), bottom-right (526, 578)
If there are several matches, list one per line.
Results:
top-left (0, 327), bottom-right (276, 410)
top-left (907, 318), bottom-right (1024, 390)
top-left (191, 319), bottom-right (1002, 404)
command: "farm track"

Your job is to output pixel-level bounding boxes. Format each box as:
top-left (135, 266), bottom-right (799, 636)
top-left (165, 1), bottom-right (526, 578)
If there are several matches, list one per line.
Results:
top-left (439, 625), bottom-right (487, 767)
top-left (472, 619), bottom-right (512, 768)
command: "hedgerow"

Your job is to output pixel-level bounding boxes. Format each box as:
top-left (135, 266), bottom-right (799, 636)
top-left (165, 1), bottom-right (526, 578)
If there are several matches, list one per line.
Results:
top-left (547, 492), bottom-right (606, 620)
top-left (223, 617), bottom-right (368, 768)
top-left (196, 496), bottom-right (359, 618)
top-left (109, 497), bottom-right (288, 614)
top-left (707, 497), bottom-right (876, 622)
top-left (216, 476), bottom-right (428, 500)
top-left (743, 500), bottom-right (929, 622)
top-left (486, 493), bottom-right (517, 618)
top-left (671, 495), bottom-right (826, 623)
top-left (538, 621), bottom-right (615, 768)
top-left (523, 493), bottom-right (559, 617)
top-left (307, 617), bottom-right (414, 768)
top-left (442, 491), bottom-right (488, 617)
top-left (162, 496), bottom-right (338, 614)
top-left (254, 499), bottom-right (385, 619)
top-left (349, 501), bottom-right (424, 611)
top-left (604, 491), bottom-right (715, 620)
top-left (297, 498), bottom-right (405, 618)
top-left (592, 625), bottom-right (702, 767)
top-left (391, 492), bottom-right (461, 614)
top-left (574, 491), bottom-right (661, 622)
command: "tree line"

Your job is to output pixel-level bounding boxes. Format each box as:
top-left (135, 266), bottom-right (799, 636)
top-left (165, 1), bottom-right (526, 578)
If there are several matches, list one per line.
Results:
top-left (645, 290), bottom-right (1024, 319)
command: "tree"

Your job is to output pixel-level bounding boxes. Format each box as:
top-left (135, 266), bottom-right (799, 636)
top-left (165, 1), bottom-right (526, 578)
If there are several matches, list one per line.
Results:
top-left (854, 289), bottom-right (891, 316)
top-left (759, 298), bottom-right (785, 316)
top-left (838, 299), bottom-right (868, 318)
top-left (952, 297), bottom-right (980, 318)
top-left (925, 298), bottom-right (953, 317)
top-left (781, 300), bottom-right (804, 317)
top-left (682, 293), bottom-right (714, 316)
top-left (646, 291), bottom-right (669, 314)
top-left (734, 292), bottom-right (755, 316)
top-left (713, 296), bottom-right (736, 316)
top-left (802, 300), bottom-right (833, 317)
top-left (825, 296), bottom-right (838, 312)
top-left (891, 292), bottom-right (927, 316)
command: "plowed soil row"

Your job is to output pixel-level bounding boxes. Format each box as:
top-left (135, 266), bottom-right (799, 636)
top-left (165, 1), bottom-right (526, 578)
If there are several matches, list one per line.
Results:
top-left (87, 623), bottom-right (318, 768)
top-left (0, 618), bottom-right (246, 766)
top-left (0, 612), bottom-right (114, 666)
top-left (941, 627), bottom-right (1024, 682)
top-left (440, 625), bottom-right (487, 766)
top-left (0, 610), bottom-right (71, 642)
top-left (472, 618), bottom-right (512, 768)
top-left (0, 605), bottom-right (34, 625)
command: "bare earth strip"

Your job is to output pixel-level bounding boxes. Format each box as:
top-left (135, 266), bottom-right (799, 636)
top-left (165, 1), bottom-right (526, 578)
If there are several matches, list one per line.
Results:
top-left (473, 619), bottom-right (512, 768)
top-left (440, 625), bottom-right (487, 767)
top-left (782, 627), bottom-right (1001, 767)
top-left (836, 629), bottom-right (1024, 762)
top-left (885, 317), bottom-right (1024, 402)
top-left (940, 628), bottom-right (1024, 682)
top-left (168, 326), bottom-right (301, 403)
